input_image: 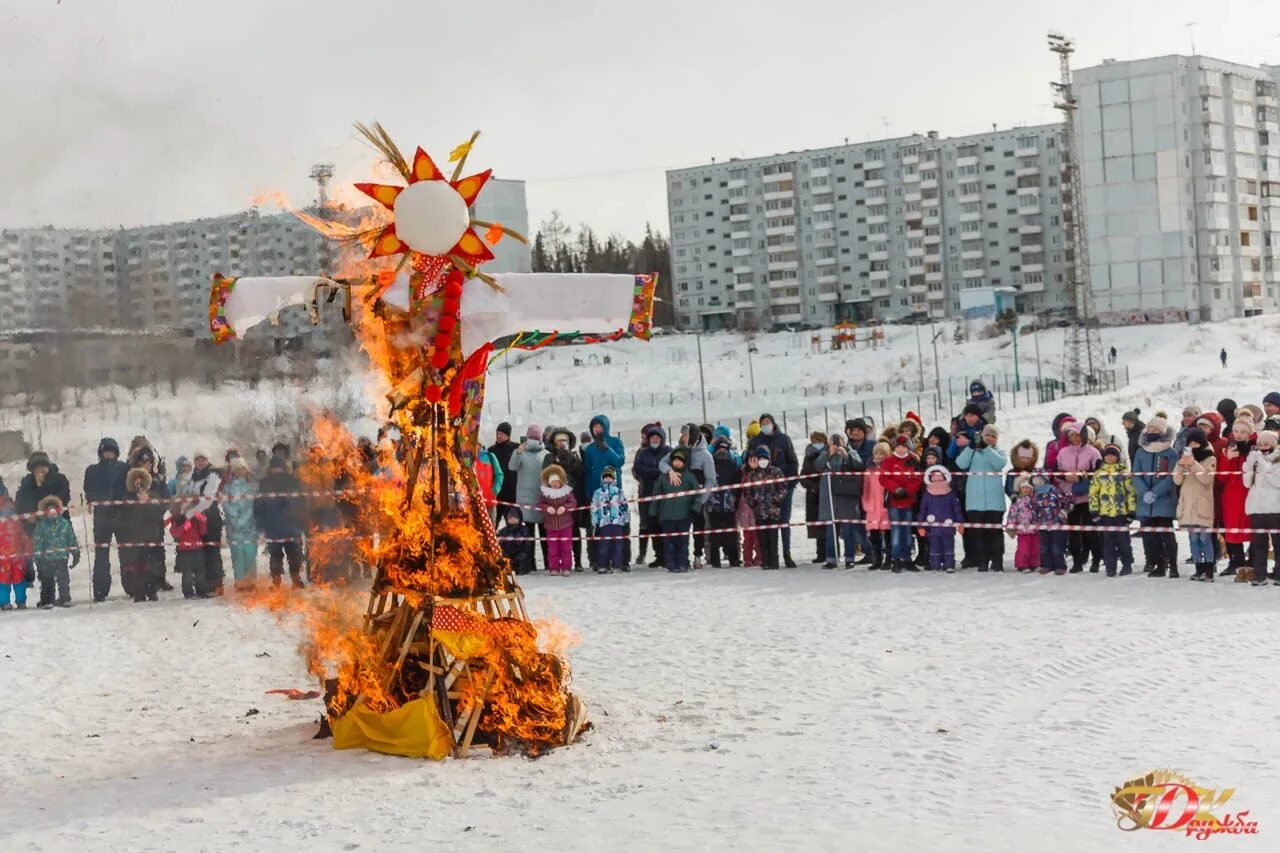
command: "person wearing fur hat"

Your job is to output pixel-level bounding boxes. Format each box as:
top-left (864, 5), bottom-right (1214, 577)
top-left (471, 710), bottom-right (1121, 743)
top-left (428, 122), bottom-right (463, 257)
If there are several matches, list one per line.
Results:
top-left (1089, 443), bottom-right (1137, 577)
top-left (15, 451), bottom-right (71, 538)
top-left (881, 435), bottom-right (922, 571)
top-left (1217, 417), bottom-right (1255, 577)
top-left (917, 466), bottom-right (963, 572)
top-left (1173, 428), bottom-right (1218, 581)
top-left (32, 495), bottom-right (78, 608)
top-left (509, 425), bottom-right (548, 569)
top-left (83, 437), bottom-right (129, 602)
top-left (1243, 430), bottom-right (1280, 586)
top-left (955, 423), bottom-right (1008, 571)
top-left (817, 434), bottom-right (865, 569)
top-left (967, 380), bottom-right (997, 424)
top-left (589, 466), bottom-right (629, 574)
top-left (117, 467), bottom-right (163, 602)
top-left (916, 445), bottom-right (950, 568)
top-left (537, 464), bottom-right (577, 575)
top-left (633, 424), bottom-right (671, 567)
top-left (543, 427), bottom-right (586, 570)
top-left (801, 431), bottom-right (830, 565)
top-left (742, 446), bottom-right (786, 570)
top-left (1134, 415), bottom-right (1181, 578)
top-left (1241, 403), bottom-right (1266, 427)
top-left (1055, 420), bottom-right (1103, 573)
top-left (1004, 475), bottom-right (1039, 573)
top-left (1004, 440), bottom-right (1040, 498)
top-left (898, 413), bottom-right (924, 444)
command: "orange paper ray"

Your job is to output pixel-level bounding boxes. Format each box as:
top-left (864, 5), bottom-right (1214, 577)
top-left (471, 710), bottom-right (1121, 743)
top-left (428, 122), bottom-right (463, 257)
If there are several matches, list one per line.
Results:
top-left (368, 224), bottom-right (407, 258)
top-left (354, 182), bottom-right (403, 209)
top-left (452, 229), bottom-right (495, 262)
top-left (451, 169), bottom-right (492, 206)
top-left (484, 223), bottom-right (505, 246)
top-left (411, 148), bottom-right (443, 183)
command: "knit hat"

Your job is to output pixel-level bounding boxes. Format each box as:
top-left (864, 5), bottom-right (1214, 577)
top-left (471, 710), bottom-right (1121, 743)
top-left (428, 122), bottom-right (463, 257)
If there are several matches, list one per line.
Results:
top-left (894, 434), bottom-right (915, 452)
top-left (601, 466), bottom-right (617, 481)
top-left (1242, 404), bottom-right (1265, 424)
top-left (1217, 398), bottom-right (1238, 421)
top-left (1183, 427), bottom-right (1209, 448)
top-left (1265, 392), bottom-right (1280, 409)
top-left (1258, 431), bottom-right (1279, 450)
top-left (26, 451), bottom-right (52, 472)
top-left (37, 495), bottom-right (63, 513)
top-left (1144, 415), bottom-right (1168, 434)
top-left (981, 424), bottom-right (999, 439)
top-left (525, 424), bottom-right (543, 441)
top-left (541, 463), bottom-right (568, 486)
top-left (671, 447), bottom-right (691, 465)
top-left (1182, 405), bottom-right (1203, 419)
top-left (193, 449), bottom-right (210, 461)
top-left (746, 420), bottom-right (761, 440)
top-left (750, 445), bottom-right (771, 461)
top-left (1265, 416), bottom-right (1280, 434)
top-left (904, 411), bottom-right (924, 430)
top-left (1102, 443), bottom-right (1123, 459)
top-left (496, 422), bottom-right (513, 438)
top-left (962, 402), bottom-right (982, 417)
top-left (1061, 420), bottom-right (1083, 436)
top-left (1014, 473), bottom-right (1034, 493)
top-left (1121, 407), bottom-right (1141, 425)
top-left (846, 418), bottom-right (869, 434)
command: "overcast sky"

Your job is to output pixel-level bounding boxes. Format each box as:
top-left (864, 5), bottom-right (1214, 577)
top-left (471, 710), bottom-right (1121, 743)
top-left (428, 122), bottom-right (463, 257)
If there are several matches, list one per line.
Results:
top-left (3, 0), bottom-right (1278, 240)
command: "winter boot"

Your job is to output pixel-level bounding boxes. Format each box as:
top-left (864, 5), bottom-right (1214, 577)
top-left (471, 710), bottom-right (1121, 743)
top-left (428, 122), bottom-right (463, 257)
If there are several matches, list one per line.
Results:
top-left (1168, 565), bottom-right (1180, 579)
top-left (1068, 560), bottom-right (1083, 574)
top-left (1089, 559), bottom-right (1101, 573)
top-left (291, 574), bottom-right (306, 589)
top-left (855, 552), bottom-right (874, 566)
top-left (814, 539), bottom-right (827, 565)
top-left (1149, 560), bottom-right (1167, 578)
top-left (783, 552), bottom-right (797, 569)
top-left (891, 559), bottom-right (903, 574)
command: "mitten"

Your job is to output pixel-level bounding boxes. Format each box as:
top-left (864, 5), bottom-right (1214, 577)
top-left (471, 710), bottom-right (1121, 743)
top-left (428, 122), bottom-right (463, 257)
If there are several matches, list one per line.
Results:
top-left (1142, 491), bottom-right (1157, 505)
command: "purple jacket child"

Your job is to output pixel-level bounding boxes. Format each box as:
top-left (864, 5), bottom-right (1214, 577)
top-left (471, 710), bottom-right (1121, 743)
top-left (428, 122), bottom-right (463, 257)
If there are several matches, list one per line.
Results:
top-left (918, 465), bottom-right (964, 571)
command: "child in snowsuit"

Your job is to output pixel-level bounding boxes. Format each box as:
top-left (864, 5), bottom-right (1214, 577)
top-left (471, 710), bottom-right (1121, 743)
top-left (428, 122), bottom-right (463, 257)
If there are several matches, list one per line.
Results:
top-left (170, 501), bottom-right (209, 599)
top-left (590, 466), bottom-right (630, 573)
top-left (1005, 475), bottom-right (1039, 573)
top-left (737, 480), bottom-right (759, 567)
top-left (498, 507), bottom-right (534, 575)
top-left (0, 496), bottom-right (31, 609)
top-left (1088, 443), bottom-right (1137, 577)
top-left (1030, 474), bottom-right (1072, 575)
top-left (742, 446), bottom-right (787, 570)
top-left (917, 465), bottom-right (964, 572)
top-left (538, 464), bottom-right (578, 575)
top-left (119, 467), bottom-right (163, 602)
top-left (706, 437), bottom-right (742, 567)
top-left (32, 495), bottom-right (79, 608)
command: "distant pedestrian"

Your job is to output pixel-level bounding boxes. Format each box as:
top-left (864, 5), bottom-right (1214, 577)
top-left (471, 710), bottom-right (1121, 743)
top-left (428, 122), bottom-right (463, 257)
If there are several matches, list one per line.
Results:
top-left (1109, 345), bottom-right (1117, 364)
top-left (1220, 348), bottom-right (1228, 369)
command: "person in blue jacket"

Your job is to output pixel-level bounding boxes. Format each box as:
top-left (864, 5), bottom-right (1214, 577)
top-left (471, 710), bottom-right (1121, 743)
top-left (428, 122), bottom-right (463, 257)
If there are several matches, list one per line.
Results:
top-left (954, 423), bottom-right (1009, 571)
top-left (1133, 415), bottom-right (1180, 577)
top-left (581, 414), bottom-right (625, 569)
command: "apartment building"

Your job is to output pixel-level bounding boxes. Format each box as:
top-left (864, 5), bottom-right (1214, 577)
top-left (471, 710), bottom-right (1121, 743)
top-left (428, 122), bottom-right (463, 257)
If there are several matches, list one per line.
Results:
top-left (666, 125), bottom-right (1070, 331)
top-left (1074, 55), bottom-right (1280, 322)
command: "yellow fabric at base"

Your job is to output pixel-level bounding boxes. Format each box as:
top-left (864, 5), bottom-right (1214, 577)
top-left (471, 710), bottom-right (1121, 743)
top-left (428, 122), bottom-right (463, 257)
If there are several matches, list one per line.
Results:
top-left (434, 628), bottom-right (491, 660)
top-left (331, 697), bottom-right (454, 759)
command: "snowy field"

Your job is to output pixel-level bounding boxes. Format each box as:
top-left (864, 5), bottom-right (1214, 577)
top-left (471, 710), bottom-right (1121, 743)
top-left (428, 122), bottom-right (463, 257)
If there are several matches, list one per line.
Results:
top-left (4, 566), bottom-right (1280, 852)
top-left (5, 314), bottom-right (1280, 851)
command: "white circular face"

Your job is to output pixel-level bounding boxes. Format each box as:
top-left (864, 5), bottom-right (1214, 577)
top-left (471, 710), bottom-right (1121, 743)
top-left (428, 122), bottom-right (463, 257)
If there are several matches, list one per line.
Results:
top-left (393, 180), bottom-right (470, 255)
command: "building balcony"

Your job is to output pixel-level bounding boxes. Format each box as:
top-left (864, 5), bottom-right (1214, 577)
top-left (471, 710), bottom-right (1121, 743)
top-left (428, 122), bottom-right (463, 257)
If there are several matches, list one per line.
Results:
top-left (1241, 243), bottom-right (1261, 257)
top-left (865, 178), bottom-right (886, 189)
top-left (728, 178), bottom-right (747, 189)
top-left (922, 196), bottom-right (940, 209)
top-left (907, 226), bottom-right (924, 238)
top-left (920, 178), bottom-right (939, 191)
top-left (765, 223), bottom-right (796, 236)
top-left (811, 167), bottom-right (830, 179)
top-left (762, 170), bottom-right (793, 183)
top-left (1022, 262), bottom-right (1044, 273)
top-left (925, 270), bottom-right (943, 282)
top-left (774, 311), bottom-right (804, 323)
top-left (729, 212), bottom-right (750, 222)
top-left (1015, 145), bottom-right (1039, 158)
top-left (732, 247), bottom-right (753, 257)
top-left (920, 155), bottom-right (939, 169)
top-left (1020, 242), bottom-right (1044, 254)
top-left (1016, 165), bottom-right (1040, 178)
top-left (818, 290), bottom-right (839, 302)
top-left (812, 202), bottom-right (834, 213)
top-left (816, 256), bottom-right (837, 267)
top-left (962, 267), bottom-right (985, 278)
top-left (902, 152), bottom-right (919, 165)
top-left (907, 247), bottom-right (925, 258)
top-left (1018, 223), bottom-right (1043, 234)
top-left (734, 299), bottom-right (756, 310)
top-left (956, 155), bottom-right (979, 168)
top-left (960, 211), bottom-right (981, 222)
top-left (959, 192), bottom-right (981, 204)
top-left (732, 263), bottom-right (753, 274)
top-left (869, 269), bottom-right (890, 281)
top-left (863, 158), bottom-right (884, 170)
top-left (961, 248), bottom-right (984, 260)
top-left (866, 214), bottom-right (888, 225)
top-left (731, 228), bottom-right (751, 239)
top-left (903, 171), bottom-right (920, 183)
top-left (813, 219), bottom-right (835, 230)
top-left (904, 190), bottom-right (922, 203)
top-left (1017, 199), bottom-right (1041, 215)
top-left (767, 260), bottom-right (799, 271)
top-left (817, 273), bottom-right (838, 284)
top-left (763, 189), bottom-right (794, 202)
top-left (733, 280), bottom-right (755, 291)
top-left (924, 233), bottom-right (941, 245)
top-left (772, 294), bottom-right (802, 306)
top-left (1020, 277), bottom-right (1045, 293)
top-left (869, 249), bottom-right (889, 261)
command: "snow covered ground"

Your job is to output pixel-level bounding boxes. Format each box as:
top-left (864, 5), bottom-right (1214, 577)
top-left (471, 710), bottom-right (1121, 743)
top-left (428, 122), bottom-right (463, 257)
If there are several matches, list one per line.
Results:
top-left (5, 314), bottom-right (1280, 851)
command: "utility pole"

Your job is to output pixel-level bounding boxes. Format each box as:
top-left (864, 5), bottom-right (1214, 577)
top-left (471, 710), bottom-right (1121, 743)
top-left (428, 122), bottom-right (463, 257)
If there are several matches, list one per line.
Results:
top-left (1049, 31), bottom-right (1104, 394)
top-left (746, 339), bottom-right (757, 394)
top-left (930, 325), bottom-right (943, 410)
top-left (695, 329), bottom-right (708, 424)
top-left (914, 320), bottom-right (926, 391)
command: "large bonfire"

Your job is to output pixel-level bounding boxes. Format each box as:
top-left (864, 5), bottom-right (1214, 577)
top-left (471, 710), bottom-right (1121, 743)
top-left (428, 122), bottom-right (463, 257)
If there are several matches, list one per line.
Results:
top-left (210, 123), bottom-right (655, 758)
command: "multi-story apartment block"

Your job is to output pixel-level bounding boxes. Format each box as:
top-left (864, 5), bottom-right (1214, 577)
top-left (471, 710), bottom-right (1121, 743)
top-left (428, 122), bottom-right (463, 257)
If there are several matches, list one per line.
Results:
top-left (1074, 55), bottom-right (1280, 322)
top-left (666, 125), bottom-right (1070, 331)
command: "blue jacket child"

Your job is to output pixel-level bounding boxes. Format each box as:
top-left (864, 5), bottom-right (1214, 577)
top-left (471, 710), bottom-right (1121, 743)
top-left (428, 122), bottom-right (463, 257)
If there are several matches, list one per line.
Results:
top-left (589, 466), bottom-right (630, 572)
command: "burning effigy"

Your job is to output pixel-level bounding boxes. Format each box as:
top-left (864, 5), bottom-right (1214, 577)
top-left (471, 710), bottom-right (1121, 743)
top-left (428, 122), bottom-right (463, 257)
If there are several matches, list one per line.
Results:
top-left (208, 124), bottom-right (656, 758)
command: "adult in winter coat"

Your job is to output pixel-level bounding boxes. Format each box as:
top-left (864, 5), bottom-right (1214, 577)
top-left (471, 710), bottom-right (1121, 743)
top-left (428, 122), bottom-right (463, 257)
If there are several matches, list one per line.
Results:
top-left (880, 436), bottom-right (922, 570)
top-left (800, 431), bottom-right (829, 564)
top-left (845, 419), bottom-right (877, 467)
top-left (1174, 428), bottom-right (1218, 580)
top-left (633, 424), bottom-right (670, 567)
top-left (184, 451), bottom-right (225, 594)
top-left (543, 426), bottom-right (587, 569)
top-left (254, 456), bottom-right (305, 587)
top-left (1004, 440), bottom-right (1039, 499)
top-left (488, 422), bottom-right (520, 512)
top-left (1120, 409), bottom-right (1145, 467)
top-left (581, 414), bottom-right (625, 503)
top-left (1042, 412), bottom-right (1075, 473)
top-left (815, 434), bottom-right (864, 567)
top-left (1172, 405), bottom-right (1203, 454)
top-left (1217, 416), bottom-right (1255, 575)
top-left (15, 452), bottom-right (72, 538)
top-left (1242, 430), bottom-right (1280, 584)
top-left (509, 425), bottom-right (549, 567)
top-left (1055, 420), bottom-right (1102, 572)
top-left (659, 424), bottom-right (718, 568)
top-left (1194, 412), bottom-right (1227, 456)
top-left (967, 380), bottom-right (997, 424)
top-left (1133, 416), bottom-right (1180, 577)
top-left (955, 424), bottom-right (1008, 571)
top-left (705, 437), bottom-right (743, 567)
top-left (126, 443), bottom-right (172, 593)
top-left (747, 413), bottom-right (799, 567)
top-left (947, 405), bottom-right (988, 460)
top-left (83, 437), bottom-right (130, 602)
top-left (1083, 416), bottom-right (1113, 449)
